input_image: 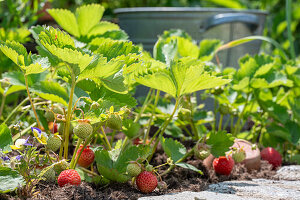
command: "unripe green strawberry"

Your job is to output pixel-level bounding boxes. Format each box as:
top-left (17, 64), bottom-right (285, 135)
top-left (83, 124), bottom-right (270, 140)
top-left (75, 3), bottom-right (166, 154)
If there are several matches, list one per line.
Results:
top-left (232, 148), bottom-right (246, 163)
top-left (106, 114), bottom-right (122, 130)
top-left (194, 143), bottom-right (211, 160)
top-left (219, 104), bottom-right (230, 115)
top-left (46, 134), bottom-right (61, 152)
top-left (45, 105), bottom-right (64, 122)
top-left (45, 110), bottom-right (55, 122)
top-left (1, 78), bottom-right (10, 88)
top-left (41, 167), bottom-right (56, 182)
top-left (126, 163), bottom-right (142, 177)
top-left (73, 120), bottom-right (93, 139)
top-left (54, 160), bottom-right (70, 174)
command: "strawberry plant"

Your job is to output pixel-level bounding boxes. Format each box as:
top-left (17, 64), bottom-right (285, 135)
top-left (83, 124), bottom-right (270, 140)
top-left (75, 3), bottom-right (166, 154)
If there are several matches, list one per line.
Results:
top-left (0, 2), bottom-right (299, 198)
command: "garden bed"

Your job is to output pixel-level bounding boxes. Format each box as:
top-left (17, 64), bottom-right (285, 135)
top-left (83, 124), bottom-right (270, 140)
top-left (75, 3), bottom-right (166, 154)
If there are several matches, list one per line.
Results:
top-left (0, 150), bottom-right (276, 200)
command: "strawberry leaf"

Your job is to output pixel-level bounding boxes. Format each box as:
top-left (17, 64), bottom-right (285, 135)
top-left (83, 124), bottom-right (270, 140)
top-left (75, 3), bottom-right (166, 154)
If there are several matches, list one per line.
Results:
top-left (0, 41), bottom-right (50, 75)
top-left (206, 131), bottom-right (235, 157)
top-left (135, 57), bottom-right (230, 98)
top-left (160, 137), bottom-right (186, 163)
top-left (175, 162), bottom-right (203, 175)
top-left (75, 4), bottom-right (105, 37)
top-left (95, 145), bottom-right (150, 182)
top-left (30, 81), bottom-right (69, 106)
top-left (0, 167), bottom-right (25, 193)
top-left (88, 21), bottom-right (120, 38)
top-left (0, 124), bottom-right (13, 153)
top-left (47, 9), bottom-right (80, 37)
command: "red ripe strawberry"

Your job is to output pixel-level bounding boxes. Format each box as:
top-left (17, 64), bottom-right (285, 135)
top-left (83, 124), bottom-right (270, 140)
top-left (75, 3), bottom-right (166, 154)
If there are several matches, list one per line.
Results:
top-left (136, 171), bottom-right (157, 193)
top-left (76, 145), bottom-right (95, 168)
top-left (213, 156), bottom-right (235, 176)
top-left (261, 147), bottom-right (282, 169)
top-left (57, 169), bottom-right (81, 187)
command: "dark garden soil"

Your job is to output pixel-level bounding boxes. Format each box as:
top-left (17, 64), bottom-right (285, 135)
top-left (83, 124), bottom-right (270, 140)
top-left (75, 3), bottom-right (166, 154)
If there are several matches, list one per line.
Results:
top-left (1, 151), bottom-right (276, 200)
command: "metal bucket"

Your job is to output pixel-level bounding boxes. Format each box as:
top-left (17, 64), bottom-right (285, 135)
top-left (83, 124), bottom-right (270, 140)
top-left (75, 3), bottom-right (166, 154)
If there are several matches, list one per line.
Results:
top-left (114, 7), bottom-right (268, 67)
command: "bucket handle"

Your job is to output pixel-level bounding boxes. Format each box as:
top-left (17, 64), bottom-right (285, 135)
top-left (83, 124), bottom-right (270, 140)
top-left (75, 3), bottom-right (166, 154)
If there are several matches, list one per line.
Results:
top-left (201, 13), bottom-right (260, 32)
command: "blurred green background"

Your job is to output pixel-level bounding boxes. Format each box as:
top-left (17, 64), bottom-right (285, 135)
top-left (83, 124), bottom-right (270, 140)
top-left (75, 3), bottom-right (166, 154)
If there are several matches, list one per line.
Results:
top-left (0, 0), bottom-right (299, 59)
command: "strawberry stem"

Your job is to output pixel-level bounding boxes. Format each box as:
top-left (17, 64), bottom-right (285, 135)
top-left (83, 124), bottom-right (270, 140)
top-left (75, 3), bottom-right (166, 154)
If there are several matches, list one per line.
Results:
top-left (24, 75), bottom-right (42, 129)
top-left (160, 147), bottom-right (195, 176)
top-left (63, 72), bottom-right (76, 159)
top-left (70, 138), bottom-right (83, 169)
top-left (148, 97), bottom-right (181, 162)
top-left (101, 126), bottom-right (112, 150)
top-left (78, 166), bottom-right (98, 176)
top-left (143, 90), bottom-right (160, 144)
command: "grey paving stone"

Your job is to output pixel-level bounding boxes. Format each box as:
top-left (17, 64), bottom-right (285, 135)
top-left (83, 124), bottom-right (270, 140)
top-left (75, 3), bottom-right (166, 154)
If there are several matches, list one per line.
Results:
top-left (139, 179), bottom-right (300, 200)
top-left (138, 191), bottom-right (260, 200)
top-left (275, 165), bottom-right (300, 180)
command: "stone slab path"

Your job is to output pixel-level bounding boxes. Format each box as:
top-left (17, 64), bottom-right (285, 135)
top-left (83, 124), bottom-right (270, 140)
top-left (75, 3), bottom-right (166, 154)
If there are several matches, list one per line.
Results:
top-left (139, 166), bottom-right (300, 200)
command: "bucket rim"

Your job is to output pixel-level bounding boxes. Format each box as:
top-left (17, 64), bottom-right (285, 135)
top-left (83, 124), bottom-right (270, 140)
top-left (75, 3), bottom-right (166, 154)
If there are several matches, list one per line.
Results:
top-left (114, 7), bottom-right (268, 15)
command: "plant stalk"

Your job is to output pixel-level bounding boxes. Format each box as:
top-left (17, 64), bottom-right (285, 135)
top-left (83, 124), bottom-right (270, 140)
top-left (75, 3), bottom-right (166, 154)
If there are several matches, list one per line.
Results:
top-left (134, 88), bottom-right (153, 123)
top-left (144, 90), bottom-right (160, 144)
top-left (24, 75), bottom-right (41, 129)
top-left (101, 126), bottom-right (112, 150)
top-left (78, 166), bottom-right (98, 176)
top-left (234, 93), bottom-right (250, 136)
top-left (148, 97), bottom-right (181, 161)
top-left (12, 122), bottom-right (37, 142)
top-left (63, 73), bottom-right (76, 159)
top-left (70, 138), bottom-right (83, 169)
top-left (4, 97), bottom-right (29, 124)
top-left (0, 94), bottom-right (6, 119)
top-left (218, 114), bottom-right (223, 131)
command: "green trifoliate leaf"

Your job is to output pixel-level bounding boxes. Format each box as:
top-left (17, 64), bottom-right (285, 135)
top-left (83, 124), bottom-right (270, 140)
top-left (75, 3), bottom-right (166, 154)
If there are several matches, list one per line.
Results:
top-left (31, 81), bottom-right (69, 106)
top-left (75, 4), bottom-right (105, 36)
top-left (35, 26), bottom-right (93, 75)
top-left (206, 131), bottom-right (235, 157)
top-left (135, 57), bottom-right (230, 98)
top-left (93, 38), bottom-right (140, 60)
top-left (160, 137), bottom-right (186, 163)
top-left (0, 167), bottom-right (25, 193)
top-left (135, 69), bottom-right (177, 97)
top-left (175, 162), bottom-right (203, 175)
top-left (0, 41), bottom-right (50, 75)
top-left (47, 9), bottom-right (80, 37)
top-left (25, 54), bottom-right (51, 75)
top-left (88, 21), bottom-right (120, 38)
top-left (0, 123), bottom-right (13, 153)
top-left (99, 70), bottom-right (128, 94)
top-left (0, 40), bottom-right (27, 66)
top-left (95, 145), bottom-right (150, 182)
